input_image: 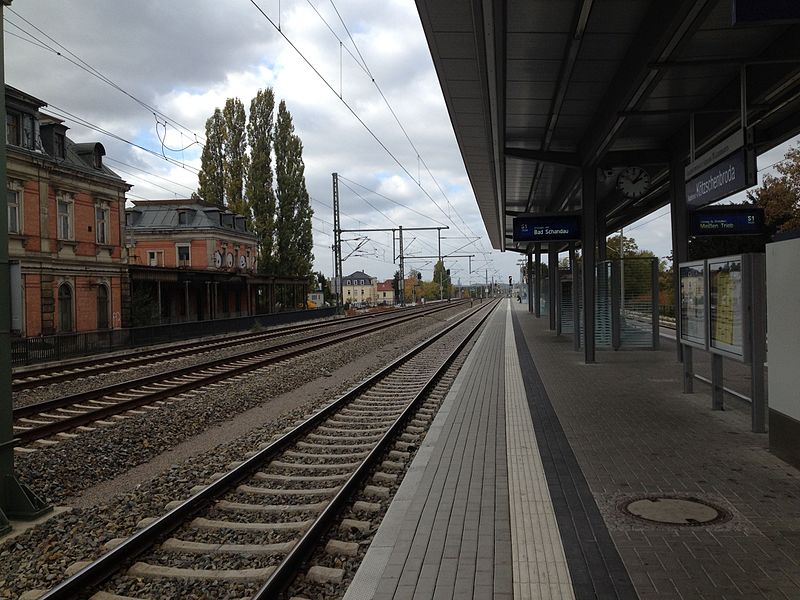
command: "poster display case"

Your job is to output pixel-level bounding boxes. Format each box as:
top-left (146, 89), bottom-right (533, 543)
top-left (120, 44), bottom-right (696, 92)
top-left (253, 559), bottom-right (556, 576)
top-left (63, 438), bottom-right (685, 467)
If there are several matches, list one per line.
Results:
top-left (679, 260), bottom-right (707, 349)
top-left (707, 255), bottom-right (750, 362)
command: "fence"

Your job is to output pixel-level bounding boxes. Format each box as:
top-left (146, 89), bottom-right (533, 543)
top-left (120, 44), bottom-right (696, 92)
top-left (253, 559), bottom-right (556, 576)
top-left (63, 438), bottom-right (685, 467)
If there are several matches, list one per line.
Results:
top-left (11, 307), bottom-right (337, 367)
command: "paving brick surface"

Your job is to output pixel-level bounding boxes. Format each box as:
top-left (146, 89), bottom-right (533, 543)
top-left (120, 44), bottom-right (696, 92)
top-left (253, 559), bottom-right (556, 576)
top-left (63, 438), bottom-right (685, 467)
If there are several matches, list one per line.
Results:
top-left (513, 301), bottom-right (800, 599)
top-left (346, 306), bottom-right (512, 600)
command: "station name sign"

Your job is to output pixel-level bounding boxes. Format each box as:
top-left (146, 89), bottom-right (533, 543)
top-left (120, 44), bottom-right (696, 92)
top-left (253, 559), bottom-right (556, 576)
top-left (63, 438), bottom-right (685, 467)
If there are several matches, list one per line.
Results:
top-left (512, 215), bottom-right (581, 242)
top-left (690, 207), bottom-right (764, 237)
top-left (685, 130), bottom-right (756, 208)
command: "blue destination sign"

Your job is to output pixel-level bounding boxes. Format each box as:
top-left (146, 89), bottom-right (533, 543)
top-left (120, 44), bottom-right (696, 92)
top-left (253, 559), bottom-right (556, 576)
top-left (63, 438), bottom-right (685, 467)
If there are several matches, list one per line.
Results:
top-left (513, 215), bottom-right (581, 242)
top-left (733, 0), bottom-right (800, 25)
top-left (690, 208), bottom-right (764, 237)
top-left (685, 148), bottom-right (756, 208)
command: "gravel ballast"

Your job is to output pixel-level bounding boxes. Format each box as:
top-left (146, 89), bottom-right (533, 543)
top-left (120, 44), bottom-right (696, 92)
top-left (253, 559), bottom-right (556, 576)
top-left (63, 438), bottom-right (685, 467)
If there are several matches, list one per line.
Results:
top-left (0, 304), bottom-right (475, 599)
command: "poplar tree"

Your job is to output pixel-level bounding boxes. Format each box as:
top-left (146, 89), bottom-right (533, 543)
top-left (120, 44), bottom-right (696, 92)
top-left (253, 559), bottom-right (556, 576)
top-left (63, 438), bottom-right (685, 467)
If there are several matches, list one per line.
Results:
top-left (274, 101), bottom-right (314, 277)
top-left (223, 98), bottom-right (248, 218)
top-left (197, 108), bottom-right (225, 207)
top-left (246, 89), bottom-right (277, 273)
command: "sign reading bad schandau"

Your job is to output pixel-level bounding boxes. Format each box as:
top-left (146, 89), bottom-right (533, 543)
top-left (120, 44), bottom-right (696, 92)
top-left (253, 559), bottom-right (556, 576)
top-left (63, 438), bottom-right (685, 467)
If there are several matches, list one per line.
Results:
top-left (685, 130), bottom-right (756, 208)
top-left (512, 215), bottom-right (581, 242)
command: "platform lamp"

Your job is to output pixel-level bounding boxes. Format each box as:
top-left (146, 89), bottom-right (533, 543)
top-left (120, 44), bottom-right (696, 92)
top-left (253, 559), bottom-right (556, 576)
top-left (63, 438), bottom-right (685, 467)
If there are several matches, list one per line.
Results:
top-left (0, 0), bottom-right (52, 535)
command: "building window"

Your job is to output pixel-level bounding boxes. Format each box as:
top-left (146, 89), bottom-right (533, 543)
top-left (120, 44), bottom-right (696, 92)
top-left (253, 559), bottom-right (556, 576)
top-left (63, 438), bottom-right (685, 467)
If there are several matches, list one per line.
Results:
top-left (178, 211), bottom-right (188, 225)
top-left (7, 188), bottom-right (20, 234)
top-left (176, 244), bottom-right (190, 267)
top-left (147, 251), bottom-right (159, 266)
top-left (54, 133), bottom-right (65, 159)
top-left (57, 192), bottom-right (74, 240)
top-left (95, 204), bottom-right (109, 244)
top-left (58, 283), bottom-right (73, 332)
top-left (22, 114), bottom-right (35, 149)
top-left (6, 112), bottom-right (19, 145)
top-left (97, 285), bottom-right (109, 329)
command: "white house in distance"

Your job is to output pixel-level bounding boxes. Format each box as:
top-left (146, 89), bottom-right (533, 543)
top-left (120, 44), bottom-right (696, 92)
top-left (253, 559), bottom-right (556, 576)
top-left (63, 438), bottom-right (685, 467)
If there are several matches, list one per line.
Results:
top-left (376, 280), bottom-right (395, 305)
top-left (342, 270), bottom-right (377, 306)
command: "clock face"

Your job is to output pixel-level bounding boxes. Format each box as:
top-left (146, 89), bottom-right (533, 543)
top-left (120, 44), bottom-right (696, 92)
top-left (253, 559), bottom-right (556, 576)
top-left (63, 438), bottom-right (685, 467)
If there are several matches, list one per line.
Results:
top-left (213, 251), bottom-right (222, 268)
top-left (226, 252), bottom-right (234, 268)
top-left (239, 255), bottom-right (246, 269)
top-left (616, 166), bottom-right (650, 199)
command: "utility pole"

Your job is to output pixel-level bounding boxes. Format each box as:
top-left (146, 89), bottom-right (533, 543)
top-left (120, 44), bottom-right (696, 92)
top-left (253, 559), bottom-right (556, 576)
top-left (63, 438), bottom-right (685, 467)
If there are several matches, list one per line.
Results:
top-left (1, 0), bottom-right (51, 534)
top-left (438, 228), bottom-right (443, 301)
top-left (398, 226), bottom-right (405, 307)
top-left (332, 173), bottom-right (343, 315)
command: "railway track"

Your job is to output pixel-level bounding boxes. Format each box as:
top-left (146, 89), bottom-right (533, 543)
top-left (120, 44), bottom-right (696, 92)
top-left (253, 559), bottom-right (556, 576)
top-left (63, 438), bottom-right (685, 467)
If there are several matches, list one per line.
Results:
top-left (12, 301), bottom-right (468, 448)
top-left (38, 299), bottom-right (499, 599)
top-left (12, 303), bottom-right (464, 392)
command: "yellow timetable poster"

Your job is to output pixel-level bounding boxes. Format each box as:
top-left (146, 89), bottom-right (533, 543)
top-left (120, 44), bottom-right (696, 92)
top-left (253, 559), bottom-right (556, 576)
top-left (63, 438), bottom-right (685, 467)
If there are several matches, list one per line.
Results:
top-left (714, 271), bottom-right (734, 345)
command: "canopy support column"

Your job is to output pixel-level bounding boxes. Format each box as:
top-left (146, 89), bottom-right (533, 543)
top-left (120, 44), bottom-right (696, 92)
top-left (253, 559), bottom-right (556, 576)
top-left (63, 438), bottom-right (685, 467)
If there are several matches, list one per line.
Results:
top-left (582, 166), bottom-right (597, 364)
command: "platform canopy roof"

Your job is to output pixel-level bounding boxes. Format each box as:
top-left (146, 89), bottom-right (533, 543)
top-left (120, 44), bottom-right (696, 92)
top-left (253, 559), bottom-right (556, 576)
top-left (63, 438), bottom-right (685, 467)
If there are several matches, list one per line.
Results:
top-left (415, 0), bottom-right (800, 251)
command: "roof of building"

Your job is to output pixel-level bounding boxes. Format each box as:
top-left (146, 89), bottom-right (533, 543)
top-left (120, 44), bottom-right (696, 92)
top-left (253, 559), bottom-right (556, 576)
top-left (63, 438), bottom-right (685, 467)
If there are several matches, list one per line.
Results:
top-left (377, 281), bottom-right (394, 292)
top-left (5, 85), bottom-right (127, 186)
top-left (343, 271), bottom-right (374, 282)
top-left (416, 2), bottom-right (800, 251)
top-left (127, 199), bottom-right (256, 238)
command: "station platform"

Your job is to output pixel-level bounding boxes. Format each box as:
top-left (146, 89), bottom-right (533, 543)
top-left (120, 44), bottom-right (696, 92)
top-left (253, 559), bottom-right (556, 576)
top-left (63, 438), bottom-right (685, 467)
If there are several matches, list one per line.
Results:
top-left (345, 299), bottom-right (800, 600)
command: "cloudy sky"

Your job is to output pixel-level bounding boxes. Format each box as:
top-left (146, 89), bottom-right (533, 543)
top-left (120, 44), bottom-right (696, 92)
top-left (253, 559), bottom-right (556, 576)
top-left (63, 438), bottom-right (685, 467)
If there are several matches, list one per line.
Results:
top-left (5, 1), bottom-right (797, 284)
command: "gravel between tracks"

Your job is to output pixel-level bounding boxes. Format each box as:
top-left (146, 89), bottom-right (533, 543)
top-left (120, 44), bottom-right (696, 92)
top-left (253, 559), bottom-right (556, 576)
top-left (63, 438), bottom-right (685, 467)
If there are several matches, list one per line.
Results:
top-left (11, 319), bottom-right (352, 409)
top-left (0, 304), bottom-right (474, 599)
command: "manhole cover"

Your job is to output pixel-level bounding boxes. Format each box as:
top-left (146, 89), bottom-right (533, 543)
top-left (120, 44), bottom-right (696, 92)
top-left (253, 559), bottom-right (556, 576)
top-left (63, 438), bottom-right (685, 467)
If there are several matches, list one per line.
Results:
top-left (620, 496), bottom-right (729, 526)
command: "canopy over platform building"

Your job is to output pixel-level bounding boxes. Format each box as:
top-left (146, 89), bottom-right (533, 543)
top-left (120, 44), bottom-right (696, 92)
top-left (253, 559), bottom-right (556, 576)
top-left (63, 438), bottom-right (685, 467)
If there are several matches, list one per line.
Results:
top-left (416, 0), bottom-right (800, 362)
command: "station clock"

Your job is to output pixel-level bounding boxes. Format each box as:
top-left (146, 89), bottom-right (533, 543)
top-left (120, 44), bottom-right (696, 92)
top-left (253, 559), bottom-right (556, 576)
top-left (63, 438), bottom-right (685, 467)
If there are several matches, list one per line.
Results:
top-left (616, 166), bottom-right (650, 199)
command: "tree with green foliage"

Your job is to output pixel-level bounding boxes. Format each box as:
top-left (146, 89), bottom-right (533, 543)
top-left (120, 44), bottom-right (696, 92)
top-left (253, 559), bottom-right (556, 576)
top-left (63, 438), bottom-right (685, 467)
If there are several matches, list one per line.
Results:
top-left (246, 89), bottom-right (277, 273)
top-left (748, 144), bottom-right (800, 234)
top-left (223, 98), bottom-right (248, 218)
top-left (274, 100), bottom-right (314, 278)
top-left (605, 234), bottom-right (642, 259)
top-left (432, 260), bottom-right (452, 299)
top-left (197, 108), bottom-right (226, 207)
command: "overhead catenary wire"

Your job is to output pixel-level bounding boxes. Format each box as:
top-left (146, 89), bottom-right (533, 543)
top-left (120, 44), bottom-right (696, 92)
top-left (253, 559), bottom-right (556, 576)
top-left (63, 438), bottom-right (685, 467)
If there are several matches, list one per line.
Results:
top-left (105, 157), bottom-right (197, 194)
top-left (248, 0), bottom-right (490, 258)
top-left (326, 0), bottom-right (490, 252)
top-left (45, 104), bottom-right (201, 174)
top-left (5, 9), bottom-right (205, 148)
top-left (337, 175), bottom-right (448, 227)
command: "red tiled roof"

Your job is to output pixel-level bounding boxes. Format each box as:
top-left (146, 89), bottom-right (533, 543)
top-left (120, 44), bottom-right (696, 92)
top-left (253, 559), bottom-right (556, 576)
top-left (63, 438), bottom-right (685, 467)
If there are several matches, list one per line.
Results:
top-left (377, 281), bottom-right (394, 292)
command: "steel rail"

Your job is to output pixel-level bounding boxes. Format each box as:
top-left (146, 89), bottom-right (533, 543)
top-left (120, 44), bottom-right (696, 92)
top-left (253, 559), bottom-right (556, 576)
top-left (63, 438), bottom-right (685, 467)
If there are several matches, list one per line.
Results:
top-left (254, 300), bottom-right (500, 598)
top-left (13, 301), bottom-right (459, 419)
top-left (13, 302), bottom-right (467, 444)
top-left (38, 299), bottom-right (499, 599)
top-left (12, 302), bottom-right (464, 391)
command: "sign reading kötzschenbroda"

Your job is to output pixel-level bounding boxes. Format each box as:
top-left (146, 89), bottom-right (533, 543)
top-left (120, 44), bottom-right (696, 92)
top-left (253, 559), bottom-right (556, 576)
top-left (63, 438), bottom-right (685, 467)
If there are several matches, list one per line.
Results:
top-left (685, 130), bottom-right (756, 208)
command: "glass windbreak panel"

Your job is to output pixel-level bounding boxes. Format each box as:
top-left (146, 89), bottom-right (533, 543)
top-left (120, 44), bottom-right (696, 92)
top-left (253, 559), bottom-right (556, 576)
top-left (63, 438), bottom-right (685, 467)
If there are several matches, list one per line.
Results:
top-left (595, 261), bottom-right (612, 347)
top-left (620, 258), bottom-right (656, 348)
top-left (708, 257), bottom-right (744, 358)
top-left (539, 272), bottom-right (550, 316)
top-left (679, 262), bottom-right (706, 348)
top-left (559, 277), bottom-right (574, 334)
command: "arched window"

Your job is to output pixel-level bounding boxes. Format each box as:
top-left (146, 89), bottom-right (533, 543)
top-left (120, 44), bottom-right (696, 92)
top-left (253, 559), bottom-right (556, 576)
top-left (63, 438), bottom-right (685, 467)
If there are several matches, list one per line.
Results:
top-left (97, 285), bottom-right (109, 329)
top-left (58, 283), bottom-right (73, 332)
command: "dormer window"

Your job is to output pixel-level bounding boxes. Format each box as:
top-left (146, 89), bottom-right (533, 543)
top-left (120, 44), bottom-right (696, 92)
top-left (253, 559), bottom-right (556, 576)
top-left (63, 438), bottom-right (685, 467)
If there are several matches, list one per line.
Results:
top-left (178, 211), bottom-right (189, 226)
top-left (6, 112), bottom-right (19, 145)
top-left (93, 148), bottom-right (102, 169)
top-left (54, 133), bottom-right (65, 159)
top-left (5, 111), bottom-right (36, 150)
